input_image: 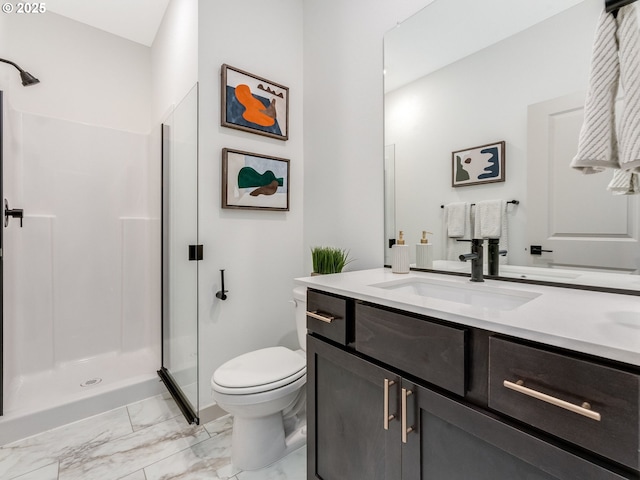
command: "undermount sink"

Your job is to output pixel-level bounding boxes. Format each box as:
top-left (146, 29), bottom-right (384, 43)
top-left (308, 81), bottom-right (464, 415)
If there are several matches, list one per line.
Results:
top-left (371, 277), bottom-right (540, 311)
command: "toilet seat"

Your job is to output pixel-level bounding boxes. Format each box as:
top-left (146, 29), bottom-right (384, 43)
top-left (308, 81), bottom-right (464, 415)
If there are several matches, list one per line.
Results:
top-left (212, 346), bottom-right (306, 395)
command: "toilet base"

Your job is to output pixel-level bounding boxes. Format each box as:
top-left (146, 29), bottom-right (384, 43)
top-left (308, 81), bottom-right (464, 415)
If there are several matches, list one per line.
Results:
top-left (231, 412), bottom-right (306, 471)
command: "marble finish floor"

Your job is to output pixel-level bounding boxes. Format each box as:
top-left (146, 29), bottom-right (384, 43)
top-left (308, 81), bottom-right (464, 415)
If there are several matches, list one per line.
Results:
top-left (0, 393), bottom-right (306, 480)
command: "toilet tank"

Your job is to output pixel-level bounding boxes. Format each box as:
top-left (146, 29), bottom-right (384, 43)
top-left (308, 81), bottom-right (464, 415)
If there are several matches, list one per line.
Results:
top-left (293, 286), bottom-right (307, 351)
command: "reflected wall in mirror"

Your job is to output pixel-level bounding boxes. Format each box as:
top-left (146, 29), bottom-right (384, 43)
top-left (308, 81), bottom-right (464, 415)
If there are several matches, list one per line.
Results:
top-left (384, 0), bottom-right (640, 292)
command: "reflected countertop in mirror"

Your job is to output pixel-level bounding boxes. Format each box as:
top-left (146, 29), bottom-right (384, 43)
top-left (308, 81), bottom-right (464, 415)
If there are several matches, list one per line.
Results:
top-left (383, 0), bottom-right (640, 293)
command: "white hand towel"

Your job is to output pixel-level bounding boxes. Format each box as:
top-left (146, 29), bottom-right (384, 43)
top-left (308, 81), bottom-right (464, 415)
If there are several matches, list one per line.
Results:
top-left (616, 5), bottom-right (640, 172)
top-left (474, 200), bottom-right (505, 239)
top-left (607, 168), bottom-right (640, 194)
top-left (443, 202), bottom-right (469, 238)
top-left (571, 9), bottom-right (620, 174)
top-left (443, 202), bottom-right (471, 262)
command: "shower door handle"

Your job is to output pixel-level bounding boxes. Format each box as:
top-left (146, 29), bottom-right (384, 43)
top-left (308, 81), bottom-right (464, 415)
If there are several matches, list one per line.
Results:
top-left (4, 199), bottom-right (24, 227)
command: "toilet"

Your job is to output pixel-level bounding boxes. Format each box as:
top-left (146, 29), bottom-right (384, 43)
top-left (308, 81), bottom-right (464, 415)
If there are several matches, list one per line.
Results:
top-left (211, 286), bottom-right (307, 470)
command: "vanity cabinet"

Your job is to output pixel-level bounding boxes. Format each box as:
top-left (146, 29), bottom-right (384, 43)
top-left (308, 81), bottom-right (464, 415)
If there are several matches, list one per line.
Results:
top-left (307, 335), bottom-right (401, 479)
top-left (306, 288), bottom-right (640, 480)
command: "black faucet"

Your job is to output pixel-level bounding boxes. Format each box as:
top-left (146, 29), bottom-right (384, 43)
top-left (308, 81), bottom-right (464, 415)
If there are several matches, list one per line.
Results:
top-left (459, 238), bottom-right (484, 282)
top-left (487, 238), bottom-right (507, 276)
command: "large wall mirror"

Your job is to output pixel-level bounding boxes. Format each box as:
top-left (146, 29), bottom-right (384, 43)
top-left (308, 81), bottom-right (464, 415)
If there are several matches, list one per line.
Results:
top-left (384, 0), bottom-right (640, 293)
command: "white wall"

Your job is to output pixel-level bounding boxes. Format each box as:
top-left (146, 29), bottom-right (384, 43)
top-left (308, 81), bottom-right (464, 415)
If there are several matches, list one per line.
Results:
top-left (302, 0), bottom-right (431, 274)
top-left (197, 0), bottom-right (304, 409)
top-left (191, 0), bottom-right (432, 410)
top-left (385, 0), bottom-right (600, 265)
top-left (0, 11), bottom-right (150, 133)
top-left (150, 0), bottom-right (198, 126)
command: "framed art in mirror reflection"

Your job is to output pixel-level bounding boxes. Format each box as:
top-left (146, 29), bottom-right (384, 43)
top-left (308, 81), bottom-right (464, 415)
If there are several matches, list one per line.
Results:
top-left (452, 141), bottom-right (505, 187)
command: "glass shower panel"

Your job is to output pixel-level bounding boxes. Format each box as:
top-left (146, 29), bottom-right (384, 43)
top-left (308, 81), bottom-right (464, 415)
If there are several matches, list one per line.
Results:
top-left (159, 83), bottom-right (199, 424)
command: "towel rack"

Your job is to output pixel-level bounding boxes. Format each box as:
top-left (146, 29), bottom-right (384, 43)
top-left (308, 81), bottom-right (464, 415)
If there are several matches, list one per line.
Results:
top-left (440, 200), bottom-right (519, 209)
top-left (606, 0), bottom-right (637, 14)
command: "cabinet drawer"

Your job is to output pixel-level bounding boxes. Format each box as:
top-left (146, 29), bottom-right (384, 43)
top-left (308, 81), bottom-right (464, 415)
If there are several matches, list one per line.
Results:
top-left (489, 337), bottom-right (640, 471)
top-left (306, 290), bottom-right (351, 345)
top-left (355, 303), bottom-right (467, 396)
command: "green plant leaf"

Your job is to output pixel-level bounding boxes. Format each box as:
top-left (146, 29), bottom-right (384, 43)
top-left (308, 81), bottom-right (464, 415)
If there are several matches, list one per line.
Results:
top-left (311, 246), bottom-right (353, 274)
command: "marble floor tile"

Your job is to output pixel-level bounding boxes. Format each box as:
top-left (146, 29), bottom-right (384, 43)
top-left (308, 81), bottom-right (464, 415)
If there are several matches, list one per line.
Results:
top-left (58, 415), bottom-right (210, 480)
top-left (11, 462), bottom-right (59, 480)
top-left (144, 428), bottom-right (239, 480)
top-left (3, 392), bottom-right (306, 480)
top-left (0, 407), bottom-right (133, 479)
top-left (118, 470), bottom-right (147, 480)
top-left (202, 415), bottom-right (233, 437)
top-left (236, 446), bottom-right (306, 480)
top-left (127, 392), bottom-right (182, 431)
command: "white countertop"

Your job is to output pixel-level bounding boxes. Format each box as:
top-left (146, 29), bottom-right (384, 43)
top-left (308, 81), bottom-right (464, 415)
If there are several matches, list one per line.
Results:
top-left (295, 268), bottom-right (640, 367)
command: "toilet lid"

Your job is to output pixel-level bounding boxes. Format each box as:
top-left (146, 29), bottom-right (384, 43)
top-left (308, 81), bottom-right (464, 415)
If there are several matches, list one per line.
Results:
top-left (213, 346), bottom-right (306, 391)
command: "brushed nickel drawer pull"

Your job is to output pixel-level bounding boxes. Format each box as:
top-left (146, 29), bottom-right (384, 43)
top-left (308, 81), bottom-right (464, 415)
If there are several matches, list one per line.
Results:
top-left (383, 378), bottom-right (396, 430)
top-left (306, 310), bottom-right (334, 323)
top-left (504, 380), bottom-right (601, 421)
top-left (401, 388), bottom-right (414, 443)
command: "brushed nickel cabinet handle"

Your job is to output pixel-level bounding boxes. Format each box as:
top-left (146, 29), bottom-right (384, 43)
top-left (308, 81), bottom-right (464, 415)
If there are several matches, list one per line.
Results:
top-left (306, 310), bottom-right (334, 323)
top-left (383, 378), bottom-right (396, 430)
top-left (503, 380), bottom-right (601, 421)
top-left (401, 388), bottom-right (414, 443)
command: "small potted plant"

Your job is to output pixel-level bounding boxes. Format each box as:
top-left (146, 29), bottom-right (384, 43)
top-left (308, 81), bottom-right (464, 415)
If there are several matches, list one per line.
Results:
top-left (311, 246), bottom-right (352, 275)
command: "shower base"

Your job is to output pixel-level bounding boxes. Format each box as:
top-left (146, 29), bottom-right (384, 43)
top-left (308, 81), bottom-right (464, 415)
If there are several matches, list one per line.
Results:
top-left (0, 348), bottom-right (163, 446)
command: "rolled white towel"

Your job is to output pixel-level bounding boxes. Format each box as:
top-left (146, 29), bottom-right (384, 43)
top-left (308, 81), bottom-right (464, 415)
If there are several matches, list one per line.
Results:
top-left (571, 9), bottom-right (620, 174)
top-left (607, 168), bottom-right (640, 194)
top-left (616, 4), bottom-right (640, 172)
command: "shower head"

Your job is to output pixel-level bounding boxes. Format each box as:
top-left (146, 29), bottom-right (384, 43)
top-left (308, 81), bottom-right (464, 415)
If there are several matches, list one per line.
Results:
top-left (19, 70), bottom-right (40, 86)
top-left (0, 58), bottom-right (40, 86)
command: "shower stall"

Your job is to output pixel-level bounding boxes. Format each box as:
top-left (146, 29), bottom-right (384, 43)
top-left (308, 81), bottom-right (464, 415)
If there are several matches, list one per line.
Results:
top-left (0, 90), bottom-right (163, 444)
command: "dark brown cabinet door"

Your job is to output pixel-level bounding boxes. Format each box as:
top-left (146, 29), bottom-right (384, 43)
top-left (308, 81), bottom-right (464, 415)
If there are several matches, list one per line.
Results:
top-left (402, 382), bottom-right (634, 480)
top-left (307, 335), bottom-right (401, 480)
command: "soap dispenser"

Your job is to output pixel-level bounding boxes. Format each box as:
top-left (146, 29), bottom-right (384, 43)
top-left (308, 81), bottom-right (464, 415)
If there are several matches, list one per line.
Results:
top-left (415, 231), bottom-right (433, 269)
top-left (392, 230), bottom-right (410, 274)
